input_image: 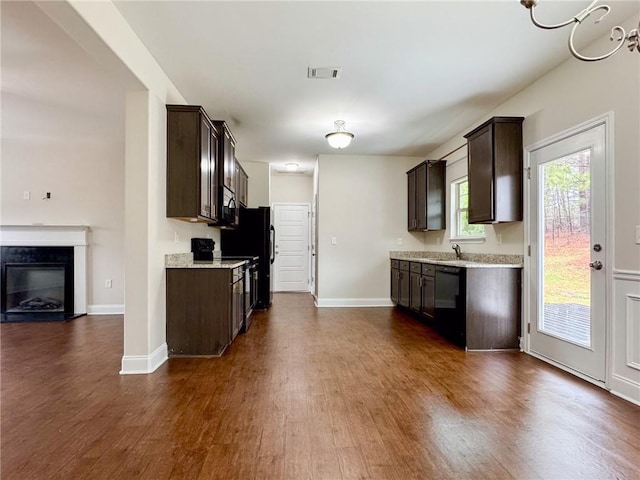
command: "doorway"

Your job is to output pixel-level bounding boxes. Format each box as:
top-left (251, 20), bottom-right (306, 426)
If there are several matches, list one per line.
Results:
top-left (272, 203), bottom-right (311, 292)
top-left (527, 119), bottom-right (610, 384)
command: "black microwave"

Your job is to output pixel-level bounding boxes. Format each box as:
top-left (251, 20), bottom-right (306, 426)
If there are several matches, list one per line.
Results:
top-left (221, 186), bottom-right (238, 225)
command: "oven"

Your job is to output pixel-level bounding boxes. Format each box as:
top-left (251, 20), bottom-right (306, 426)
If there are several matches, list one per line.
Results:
top-left (241, 259), bottom-right (259, 332)
top-left (249, 261), bottom-right (259, 310)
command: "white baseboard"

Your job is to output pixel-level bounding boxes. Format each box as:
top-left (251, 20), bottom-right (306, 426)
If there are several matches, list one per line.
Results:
top-left (120, 342), bottom-right (167, 375)
top-left (315, 298), bottom-right (394, 308)
top-left (87, 304), bottom-right (125, 315)
top-left (610, 373), bottom-right (640, 406)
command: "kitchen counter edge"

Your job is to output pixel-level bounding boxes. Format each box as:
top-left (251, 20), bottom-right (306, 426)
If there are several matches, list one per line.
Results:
top-left (390, 251), bottom-right (523, 269)
top-left (165, 253), bottom-right (246, 269)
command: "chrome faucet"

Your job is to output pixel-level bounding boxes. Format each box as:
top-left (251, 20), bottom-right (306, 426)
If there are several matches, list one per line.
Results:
top-left (452, 243), bottom-right (462, 259)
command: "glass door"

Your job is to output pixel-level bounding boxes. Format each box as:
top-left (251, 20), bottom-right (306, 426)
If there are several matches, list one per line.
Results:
top-left (529, 123), bottom-right (607, 382)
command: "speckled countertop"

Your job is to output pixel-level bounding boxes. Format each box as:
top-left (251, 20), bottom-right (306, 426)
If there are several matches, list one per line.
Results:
top-left (390, 251), bottom-right (523, 268)
top-left (165, 253), bottom-right (246, 269)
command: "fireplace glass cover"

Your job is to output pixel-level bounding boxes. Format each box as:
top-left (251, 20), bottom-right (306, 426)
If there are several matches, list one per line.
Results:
top-left (5, 265), bottom-right (65, 313)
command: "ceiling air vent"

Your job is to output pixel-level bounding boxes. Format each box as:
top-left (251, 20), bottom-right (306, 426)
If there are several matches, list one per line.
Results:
top-left (307, 67), bottom-right (342, 79)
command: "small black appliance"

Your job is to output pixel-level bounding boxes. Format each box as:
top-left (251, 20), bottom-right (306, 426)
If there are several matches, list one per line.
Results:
top-left (191, 238), bottom-right (215, 262)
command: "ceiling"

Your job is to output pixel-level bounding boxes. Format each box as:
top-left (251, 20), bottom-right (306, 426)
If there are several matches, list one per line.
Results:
top-left (4, 1), bottom-right (639, 176)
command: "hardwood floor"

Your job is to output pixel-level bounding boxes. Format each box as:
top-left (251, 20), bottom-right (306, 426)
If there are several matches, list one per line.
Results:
top-left (1, 293), bottom-right (639, 479)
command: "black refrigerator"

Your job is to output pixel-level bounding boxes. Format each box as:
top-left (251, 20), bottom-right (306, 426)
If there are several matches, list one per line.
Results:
top-left (220, 206), bottom-right (274, 309)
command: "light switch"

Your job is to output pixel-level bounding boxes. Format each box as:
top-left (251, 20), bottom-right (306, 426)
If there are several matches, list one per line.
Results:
top-left (23, 191), bottom-right (30, 200)
top-left (331, 237), bottom-right (337, 245)
top-left (397, 238), bottom-right (403, 246)
top-left (636, 226), bottom-right (640, 245)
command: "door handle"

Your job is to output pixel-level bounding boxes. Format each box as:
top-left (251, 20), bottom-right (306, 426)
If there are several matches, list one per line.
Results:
top-left (589, 260), bottom-right (603, 270)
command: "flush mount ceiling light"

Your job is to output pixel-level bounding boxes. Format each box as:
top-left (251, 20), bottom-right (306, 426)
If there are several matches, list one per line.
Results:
top-left (284, 162), bottom-right (299, 171)
top-left (325, 120), bottom-right (354, 149)
top-left (521, 0), bottom-right (639, 61)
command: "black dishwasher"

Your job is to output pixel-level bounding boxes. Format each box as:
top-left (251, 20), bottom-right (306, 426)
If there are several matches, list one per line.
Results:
top-left (434, 266), bottom-right (466, 347)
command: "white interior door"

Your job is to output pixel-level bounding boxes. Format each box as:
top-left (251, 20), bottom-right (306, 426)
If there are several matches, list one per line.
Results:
top-left (528, 122), bottom-right (607, 383)
top-left (273, 203), bottom-right (310, 292)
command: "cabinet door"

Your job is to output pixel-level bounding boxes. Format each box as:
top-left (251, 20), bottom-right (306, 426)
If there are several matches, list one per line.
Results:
top-left (209, 125), bottom-right (219, 222)
top-left (223, 132), bottom-right (236, 192)
top-left (399, 270), bottom-right (410, 307)
top-left (390, 268), bottom-right (399, 304)
top-left (420, 274), bottom-right (435, 320)
top-left (468, 125), bottom-right (494, 223)
top-left (409, 271), bottom-right (422, 312)
top-left (236, 161), bottom-right (248, 207)
top-left (199, 118), bottom-right (212, 219)
top-left (407, 169), bottom-right (416, 230)
top-left (415, 164), bottom-right (427, 230)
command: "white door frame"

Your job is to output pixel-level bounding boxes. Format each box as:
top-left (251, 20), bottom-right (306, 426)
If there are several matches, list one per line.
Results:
top-left (272, 202), bottom-right (311, 292)
top-left (523, 112), bottom-right (614, 389)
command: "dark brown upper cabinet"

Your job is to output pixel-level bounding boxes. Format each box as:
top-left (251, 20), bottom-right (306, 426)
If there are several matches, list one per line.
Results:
top-left (211, 120), bottom-right (239, 227)
top-left (166, 106), bottom-right (244, 227)
top-left (212, 121), bottom-right (237, 193)
top-left (407, 160), bottom-right (446, 231)
top-left (464, 116), bottom-right (524, 224)
top-left (236, 161), bottom-right (248, 208)
top-left (166, 105), bottom-right (219, 223)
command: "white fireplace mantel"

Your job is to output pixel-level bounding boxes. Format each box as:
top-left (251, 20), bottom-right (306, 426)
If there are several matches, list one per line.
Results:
top-left (0, 225), bottom-right (90, 314)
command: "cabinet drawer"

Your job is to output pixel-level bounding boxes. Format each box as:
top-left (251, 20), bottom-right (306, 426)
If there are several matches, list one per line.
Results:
top-left (399, 261), bottom-right (410, 271)
top-left (391, 259), bottom-right (399, 269)
top-left (422, 264), bottom-right (435, 276)
top-left (410, 262), bottom-right (422, 273)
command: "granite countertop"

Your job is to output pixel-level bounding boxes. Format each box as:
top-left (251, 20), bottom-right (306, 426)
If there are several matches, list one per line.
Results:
top-left (165, 253), bottom-right (247, 269)
top-left (390, 251), bottom-right (523, 268)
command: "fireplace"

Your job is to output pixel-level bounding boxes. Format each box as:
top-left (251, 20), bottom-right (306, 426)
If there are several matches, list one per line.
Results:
top-left (0, 225), bottom-right (88, 322)
top-left (2, 247), bottom-right (75, 321)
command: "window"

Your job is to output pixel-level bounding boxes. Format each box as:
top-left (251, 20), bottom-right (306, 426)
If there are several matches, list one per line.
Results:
top-left (451, 177), bottom-right (485, 240)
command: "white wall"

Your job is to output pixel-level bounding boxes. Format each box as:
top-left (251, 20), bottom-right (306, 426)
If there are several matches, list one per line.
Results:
top-left (240, 160), bottom-right (270, 207)
top-left (271, 174), bottom-right (313, 205)
top-left (35, 0), bottom-right (220, 373)
top-left (316, 155), bottom-right (425, 306)
top-left (1, 1), bottom-right (126, 312)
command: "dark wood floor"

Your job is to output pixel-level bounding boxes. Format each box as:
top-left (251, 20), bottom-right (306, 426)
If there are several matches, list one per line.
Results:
top-left (1, 293), bottom-right (639, 479)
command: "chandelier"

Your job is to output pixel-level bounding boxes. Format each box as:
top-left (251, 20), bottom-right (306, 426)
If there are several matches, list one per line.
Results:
top-left (325, 120), bottom-right (354, 149)
top-left (521, 0), bottom-right (640, 62)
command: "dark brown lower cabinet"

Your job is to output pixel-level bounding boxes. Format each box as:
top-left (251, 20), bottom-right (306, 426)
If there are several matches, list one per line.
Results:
top-left (166, 266), bottom-right (244, 356)
top-left (391, 260), bottom-right (521, 350)
top-left (398, 261), bottom-right (410, 307)
top-left (420, 264), bottom-right (435, 321)
top-left (390, 260), bottom-right (410, 308)
top-left (409, 263), bottom-right (422, 312)
top-left (390, 261), bottom-right (400, 304)
top-left (465, 268), bottom-right (521, 350)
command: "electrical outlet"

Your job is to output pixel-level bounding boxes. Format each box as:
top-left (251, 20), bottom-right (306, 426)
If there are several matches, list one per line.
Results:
top-left (496, 234), bottom-right (503, 245)
top-left (105, 279), bottom-right (112, 288)
top-left (23, 191), bottom-right (30, 200)
top-left (331, 237), bottom-right (337, 245)
top-left (174, 232), bottom-right (180, 243)
top-left (636, 226), bottom-right (640, 245)
top-left (397, 237), bottom-right (403, 246)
